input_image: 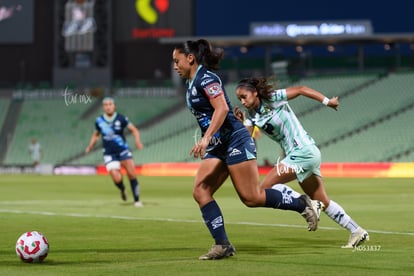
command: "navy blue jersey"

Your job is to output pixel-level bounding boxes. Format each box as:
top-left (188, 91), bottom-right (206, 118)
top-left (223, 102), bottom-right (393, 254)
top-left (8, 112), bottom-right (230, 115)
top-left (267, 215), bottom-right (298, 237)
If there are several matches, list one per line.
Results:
top-left (95, 112), bottom-right (131, 155)
top-left (186, 65), bottom-right (245, 148)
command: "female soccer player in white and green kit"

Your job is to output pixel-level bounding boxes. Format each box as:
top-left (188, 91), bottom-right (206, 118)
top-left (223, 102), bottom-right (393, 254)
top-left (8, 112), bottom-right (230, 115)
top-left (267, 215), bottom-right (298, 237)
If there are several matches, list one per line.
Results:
top-left (235, 77), bottom-right (369, 248)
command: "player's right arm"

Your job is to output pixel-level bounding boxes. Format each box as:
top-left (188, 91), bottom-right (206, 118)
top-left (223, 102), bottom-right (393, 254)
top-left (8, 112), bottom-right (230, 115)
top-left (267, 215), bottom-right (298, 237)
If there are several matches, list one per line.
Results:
top-left (85, 130), bottom-right (100, 153)
top-left (234, 106), bottom-right (254, 136)
top-left (285, 86), bottom-right (339, 110)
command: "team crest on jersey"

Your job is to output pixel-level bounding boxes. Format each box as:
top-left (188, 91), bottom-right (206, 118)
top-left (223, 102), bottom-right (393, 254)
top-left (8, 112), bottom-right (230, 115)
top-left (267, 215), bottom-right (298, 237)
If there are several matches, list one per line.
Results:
top-left (191, 86), bottom-right (197, 96)
top-left (205, 83), bottom-right (222, 97)
top-left (114, 120), bottom-right (121, 130)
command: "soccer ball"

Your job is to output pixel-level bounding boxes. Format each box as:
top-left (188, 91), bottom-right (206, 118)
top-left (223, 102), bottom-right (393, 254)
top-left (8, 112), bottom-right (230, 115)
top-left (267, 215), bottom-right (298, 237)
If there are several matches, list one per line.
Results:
top-left (15, 231), bottom-right (49, 263)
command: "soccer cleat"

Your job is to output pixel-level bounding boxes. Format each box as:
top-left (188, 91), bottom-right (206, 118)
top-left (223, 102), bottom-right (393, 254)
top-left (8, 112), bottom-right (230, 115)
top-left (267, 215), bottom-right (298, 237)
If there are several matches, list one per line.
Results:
top-left (198, 244), bottom-right (236, 260)
top-left (300, 194), bottom-right (320, 231)
top-left (121, 190), bottom-right (127, 201)
top-left (341, 227), bottom-right (369, 248)
top-left (134, 201), bottom-right (144, 207)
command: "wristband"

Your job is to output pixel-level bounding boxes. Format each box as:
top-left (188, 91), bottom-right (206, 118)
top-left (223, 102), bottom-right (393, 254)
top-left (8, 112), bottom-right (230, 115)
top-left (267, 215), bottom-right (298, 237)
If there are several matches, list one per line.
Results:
top-left (244, 118), bottom-right (253, 127)
top-left (322, 97), bottom-right (329, 106)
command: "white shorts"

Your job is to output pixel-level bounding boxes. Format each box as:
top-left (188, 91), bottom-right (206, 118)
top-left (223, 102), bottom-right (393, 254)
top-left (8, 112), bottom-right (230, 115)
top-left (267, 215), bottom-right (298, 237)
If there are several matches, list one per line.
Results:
top-left (105, 160), bottom-right (121, 171)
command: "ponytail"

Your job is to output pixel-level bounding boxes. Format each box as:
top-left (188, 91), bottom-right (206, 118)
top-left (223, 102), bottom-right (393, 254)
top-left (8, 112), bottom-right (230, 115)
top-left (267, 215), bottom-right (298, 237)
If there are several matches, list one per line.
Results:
top-left (174, 39), bottom-right (224, 70)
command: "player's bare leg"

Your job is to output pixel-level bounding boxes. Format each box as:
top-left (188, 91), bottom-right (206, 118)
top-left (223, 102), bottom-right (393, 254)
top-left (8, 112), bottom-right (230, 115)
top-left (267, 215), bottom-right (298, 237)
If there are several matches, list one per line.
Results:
top-left (121, 159), bottom-right (142, 207)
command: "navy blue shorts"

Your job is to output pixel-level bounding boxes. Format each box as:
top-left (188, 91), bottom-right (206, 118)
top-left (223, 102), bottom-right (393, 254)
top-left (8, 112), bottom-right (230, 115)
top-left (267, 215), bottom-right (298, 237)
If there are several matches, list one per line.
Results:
top-left (204, 128), bottom-right (257, 165)
top-left (103, 149), bottom-right (133, 164)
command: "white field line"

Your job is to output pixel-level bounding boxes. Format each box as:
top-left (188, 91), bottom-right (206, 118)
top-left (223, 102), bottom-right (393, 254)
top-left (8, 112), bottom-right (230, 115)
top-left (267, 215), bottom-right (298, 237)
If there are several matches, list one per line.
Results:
top-left (1, 208), bottom-right (413, 236)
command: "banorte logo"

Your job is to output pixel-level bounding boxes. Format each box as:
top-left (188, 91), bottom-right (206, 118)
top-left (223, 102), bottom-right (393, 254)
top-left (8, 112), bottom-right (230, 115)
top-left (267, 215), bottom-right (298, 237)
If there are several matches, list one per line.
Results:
top-left (133, 0), bottom-right (174, 38)
top-left (136, 0), bottom-right (169, 25)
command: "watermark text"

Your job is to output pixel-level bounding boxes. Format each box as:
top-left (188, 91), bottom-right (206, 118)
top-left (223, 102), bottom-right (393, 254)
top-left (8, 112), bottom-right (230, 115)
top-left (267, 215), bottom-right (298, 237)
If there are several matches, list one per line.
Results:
top-left (193, 128), bottom-right (222, 147)
top-left (352, 245), bottom-right (382, 252)
top-left (275, 156), bottom-right (304, 176)
top-left (63, 87), bottom-right (93, 106)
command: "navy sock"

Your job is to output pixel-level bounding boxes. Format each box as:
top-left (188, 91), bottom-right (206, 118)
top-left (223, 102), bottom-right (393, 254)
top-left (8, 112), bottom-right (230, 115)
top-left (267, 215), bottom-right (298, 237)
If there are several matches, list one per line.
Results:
top-left (130, 178), bottom-right (140, 202)
top-left (200, 201), bottom-right (229, 245)
top-left (264, 189), bottom-right (305, 213)
top-left (114, 181), bottom-right (125, 192)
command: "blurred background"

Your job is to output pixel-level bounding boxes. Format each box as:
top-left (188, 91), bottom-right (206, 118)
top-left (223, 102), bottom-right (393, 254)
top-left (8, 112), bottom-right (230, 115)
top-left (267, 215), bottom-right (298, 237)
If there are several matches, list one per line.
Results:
top-left (0, 0), bottom-right (413, 174)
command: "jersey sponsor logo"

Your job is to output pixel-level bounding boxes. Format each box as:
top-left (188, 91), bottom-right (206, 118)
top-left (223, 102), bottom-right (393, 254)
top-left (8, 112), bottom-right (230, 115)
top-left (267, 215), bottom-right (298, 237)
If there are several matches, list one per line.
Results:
top-left (200, 78), bottom-right (214, 86)
top-left (205, 83), bottom-right (222, 97)
top-left (229, 148), bottom-right (242, 157)
top-left (201, 73), bottom-right (210, 79)
top-left (102, 134), bottom-right (115, 141)
top-left (194, 113), bottom-right (206, 119)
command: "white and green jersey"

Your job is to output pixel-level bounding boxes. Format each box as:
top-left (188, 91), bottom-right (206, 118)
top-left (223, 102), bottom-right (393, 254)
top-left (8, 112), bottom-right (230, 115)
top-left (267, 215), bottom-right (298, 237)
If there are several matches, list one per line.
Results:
top-left (245, 89), bottom-right (315, 155)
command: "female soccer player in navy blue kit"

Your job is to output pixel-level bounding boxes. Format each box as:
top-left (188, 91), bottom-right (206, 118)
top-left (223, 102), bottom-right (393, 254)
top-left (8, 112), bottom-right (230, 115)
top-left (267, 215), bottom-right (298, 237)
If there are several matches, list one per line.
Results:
top-left (172, 39), bottom-right (323, 260)
top-left (85, 97), bottom-right (144, 207)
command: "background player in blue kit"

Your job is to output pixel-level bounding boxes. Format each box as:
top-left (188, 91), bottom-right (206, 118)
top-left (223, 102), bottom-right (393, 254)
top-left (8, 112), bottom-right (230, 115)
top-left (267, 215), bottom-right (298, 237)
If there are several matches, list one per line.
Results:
top-left (172, 39), bottom-right (323, 260)
top-left (85, 97), bottom-right (144, 207)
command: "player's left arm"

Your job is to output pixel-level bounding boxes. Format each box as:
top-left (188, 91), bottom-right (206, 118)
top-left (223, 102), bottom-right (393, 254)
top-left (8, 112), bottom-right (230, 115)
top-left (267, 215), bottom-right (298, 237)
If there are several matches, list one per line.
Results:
top-left (190, 93), bottom-right (228, 159)
top-left (128, 123), bottom-right (144, 150)
top-left (285, 86), bottom-right (339, 110)
top-left (204, 94), bottom-right (228, 140)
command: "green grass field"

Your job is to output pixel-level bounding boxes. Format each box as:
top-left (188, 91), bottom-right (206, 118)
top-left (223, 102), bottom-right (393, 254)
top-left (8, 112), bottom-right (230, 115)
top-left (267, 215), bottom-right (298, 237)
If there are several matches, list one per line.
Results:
top-left (0, 175), bottom-right (413, 275)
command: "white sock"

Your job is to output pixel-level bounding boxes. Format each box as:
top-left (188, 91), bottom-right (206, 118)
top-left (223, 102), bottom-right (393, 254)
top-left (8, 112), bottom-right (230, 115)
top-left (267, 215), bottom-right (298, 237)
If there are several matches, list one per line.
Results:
top-left (324, 200), bottom-right (359, 233)
top-left (271, 184), bottom-right (301, 204)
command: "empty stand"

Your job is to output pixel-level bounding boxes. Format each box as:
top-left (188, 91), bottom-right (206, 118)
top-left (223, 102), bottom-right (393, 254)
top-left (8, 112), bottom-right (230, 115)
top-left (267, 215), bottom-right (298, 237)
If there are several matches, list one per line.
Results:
top-left (2, 71), bottom-right (414, 165)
